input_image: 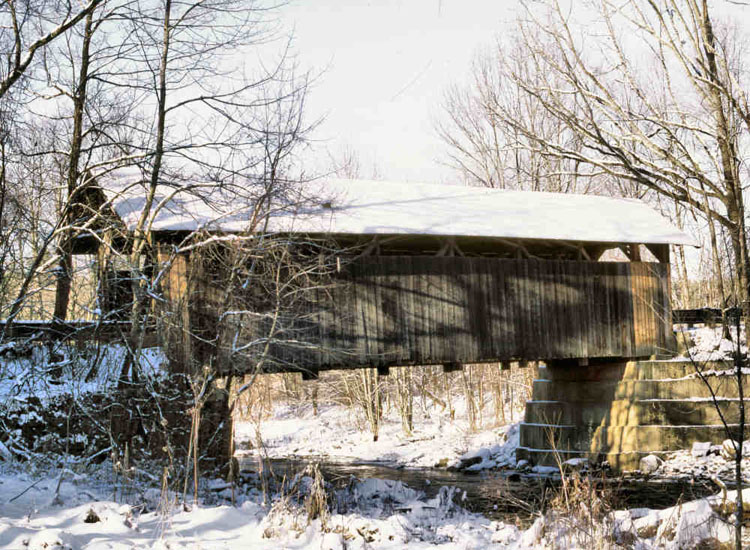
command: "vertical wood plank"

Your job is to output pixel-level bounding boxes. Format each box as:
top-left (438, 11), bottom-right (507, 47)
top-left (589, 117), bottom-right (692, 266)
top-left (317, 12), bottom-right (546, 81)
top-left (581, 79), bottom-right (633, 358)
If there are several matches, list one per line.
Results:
top-left (643, 262), bottom-right (654, 355)
top-left (362, 258), bottom-right (378, 362)
top-left (493, 259), bottom-right (508, 360)
top-left (527, 259), bottom-right (543, 360)
top-left (564, 261), bottom-right (578, 358)
top-left (583, 260), bottom-right (597, 357)
top-left (623, 262), bottom-right (635, 357)
top-left (445, 257), bottom-right (464, 363)
top-left (350, 259), bottom-right (362, 364)
top-left (616, 261), bottom-right (626, 357)
top-left (429, 258), bottom-right (445, 363)
top-left (394, 258), bottom-right (411, 364)
top-left (401, 256), bottom-right (416, 364)
top-left (557, 260), bottom-right (576, 358)
top-left (575, 261), bottom-right (596, 357)
top-left (375, 257), bottom-right (387, 364)
top-left (380, 259), bottom-right (395, 364)
top-left (567, 261), bottom-right (579, 358)
top-left (510, 259), bottom-right (521, 358)
top-left (603, 262), bottom-right (614, 356)
top-left (487, 257), bottom-right (502, 360)
top-left (638, 262), bottom-right (646, 355)
top-left (517, 259), bottom-right (530, 358)
top-left (511, 258), bottom-right (523, 358)
top-left (608, 262), bottom-right (625, 357)
top-left (547, 260), bottom-right (559, 358)
top-left (468, 258), bottom-right (488, 360)
top-left (662, 263), bottom-right (673, 352)
top-left (634, 261), bottom-right (645, 356)
top-left (413, 256), bottom-right (429, 364)
top-left (449, 258), bottom-right (463, 362)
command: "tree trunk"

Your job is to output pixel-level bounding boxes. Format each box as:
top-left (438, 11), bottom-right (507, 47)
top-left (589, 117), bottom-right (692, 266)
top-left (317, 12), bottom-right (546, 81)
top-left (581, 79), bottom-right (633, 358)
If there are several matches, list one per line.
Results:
top-left (52, 10), bottom-right (95, 324)
top-left (125, 0), bottom-right (172, 381)
top-left (697, 5), bottom-right (746, 545)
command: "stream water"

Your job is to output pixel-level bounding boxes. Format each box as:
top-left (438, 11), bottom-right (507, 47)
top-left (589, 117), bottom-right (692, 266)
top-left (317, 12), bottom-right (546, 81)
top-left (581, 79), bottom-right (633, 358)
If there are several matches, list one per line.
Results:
top-left (237, 457), bottom-right (720, 525)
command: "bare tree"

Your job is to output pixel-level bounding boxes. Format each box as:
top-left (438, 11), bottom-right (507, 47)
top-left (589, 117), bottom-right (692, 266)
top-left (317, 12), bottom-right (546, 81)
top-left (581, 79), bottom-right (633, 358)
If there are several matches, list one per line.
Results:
top-left (486, 1), bottom-right (750, 312)
top-left (0, 0), bottom-right (104, 98)
top-left (393, 367), bottom-right (414, 437)
top-left (472, 2), bottom-right (750, 546)
top-left (51, 3), bottom-right (102, 323)
top-left (438, 43), bottom-right (605, 193)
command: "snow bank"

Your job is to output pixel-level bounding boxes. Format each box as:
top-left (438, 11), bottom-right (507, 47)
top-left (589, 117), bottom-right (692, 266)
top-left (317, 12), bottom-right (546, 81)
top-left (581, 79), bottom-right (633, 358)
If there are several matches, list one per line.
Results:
top-left (235, 401), bottom-right (520, 470)
top-left (0, 463), bottom-right (520, 550)
top-left (0, 343), bottom-right (166, 402)
top-left (675, 326), bottom-right (746, 362)
top-left (451, 423), bottom-right (519, 472)
top-left (3, 457), bottom-right (748, 549)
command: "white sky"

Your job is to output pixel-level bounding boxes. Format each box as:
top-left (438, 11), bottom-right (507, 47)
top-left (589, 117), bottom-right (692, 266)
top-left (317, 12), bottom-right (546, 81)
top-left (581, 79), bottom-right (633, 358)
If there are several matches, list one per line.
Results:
top-left (277, 0), bottom-right (520, 183)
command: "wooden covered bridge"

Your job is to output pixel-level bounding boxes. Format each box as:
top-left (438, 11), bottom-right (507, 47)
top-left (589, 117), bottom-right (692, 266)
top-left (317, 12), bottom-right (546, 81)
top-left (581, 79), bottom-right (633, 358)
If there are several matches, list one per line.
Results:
top-left (75, 171), bottom-right (696, 468)
top-left (81, 173), bottom-right (694, 372)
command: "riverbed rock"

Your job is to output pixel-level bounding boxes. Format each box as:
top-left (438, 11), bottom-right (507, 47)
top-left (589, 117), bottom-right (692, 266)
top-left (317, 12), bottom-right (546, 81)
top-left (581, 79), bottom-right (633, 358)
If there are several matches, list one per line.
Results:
top-left (639, 454), bottom-right (663, 475)
top-left (448, 455), bottom-right (483, 471)
top-left (692, 441), bottom-right (712, 458)
top-left (561, 457), bottom-right (587, 473)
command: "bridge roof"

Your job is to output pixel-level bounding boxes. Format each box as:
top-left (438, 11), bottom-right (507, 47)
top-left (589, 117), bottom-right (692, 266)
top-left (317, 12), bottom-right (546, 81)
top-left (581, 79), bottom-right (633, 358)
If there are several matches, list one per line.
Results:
top-left (101, 168), bottom-right (697, 246)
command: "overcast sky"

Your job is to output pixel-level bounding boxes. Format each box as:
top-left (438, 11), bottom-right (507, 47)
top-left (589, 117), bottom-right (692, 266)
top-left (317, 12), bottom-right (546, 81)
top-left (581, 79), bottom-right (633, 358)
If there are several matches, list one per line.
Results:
top-left (277, 1), bottom-right (519, 183)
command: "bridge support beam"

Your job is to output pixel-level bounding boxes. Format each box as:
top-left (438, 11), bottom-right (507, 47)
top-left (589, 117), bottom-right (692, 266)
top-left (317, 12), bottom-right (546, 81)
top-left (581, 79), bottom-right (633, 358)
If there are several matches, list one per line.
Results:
top-left (301, 370), bottom-right (319, 381)
top-left (442, 362), bottom-right (463, 373)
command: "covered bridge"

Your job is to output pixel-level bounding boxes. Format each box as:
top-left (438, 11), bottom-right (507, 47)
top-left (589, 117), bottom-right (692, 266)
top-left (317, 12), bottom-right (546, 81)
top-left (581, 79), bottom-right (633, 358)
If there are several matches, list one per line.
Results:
top-left (77, 170), bottom-right (695, 378)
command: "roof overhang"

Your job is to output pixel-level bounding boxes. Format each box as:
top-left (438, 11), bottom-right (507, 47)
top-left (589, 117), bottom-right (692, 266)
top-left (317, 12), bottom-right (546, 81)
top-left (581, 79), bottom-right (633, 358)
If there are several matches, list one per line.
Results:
top-left (96, 168), bottom-right (699, 248)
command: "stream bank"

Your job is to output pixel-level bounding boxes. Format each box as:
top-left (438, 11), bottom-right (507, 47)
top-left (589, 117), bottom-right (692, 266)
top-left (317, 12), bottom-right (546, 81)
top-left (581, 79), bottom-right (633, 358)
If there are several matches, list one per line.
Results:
top-left (237, 457), bottom-right (721, 526)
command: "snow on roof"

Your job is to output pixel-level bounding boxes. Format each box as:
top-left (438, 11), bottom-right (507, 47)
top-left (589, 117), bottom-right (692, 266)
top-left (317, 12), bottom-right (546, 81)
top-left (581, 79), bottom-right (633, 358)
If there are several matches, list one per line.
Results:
top-left (101, 168), bottom-right (697, 246)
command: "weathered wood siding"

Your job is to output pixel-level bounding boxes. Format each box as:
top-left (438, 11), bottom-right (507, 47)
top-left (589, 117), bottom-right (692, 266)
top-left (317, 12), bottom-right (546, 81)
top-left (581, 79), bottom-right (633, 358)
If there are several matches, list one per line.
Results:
top-left (240, 257), bottom-right (673, 372)
top-left (298, 257), bottom-right (672, 370)
top-left (161, 255), bottom-right (673, 373)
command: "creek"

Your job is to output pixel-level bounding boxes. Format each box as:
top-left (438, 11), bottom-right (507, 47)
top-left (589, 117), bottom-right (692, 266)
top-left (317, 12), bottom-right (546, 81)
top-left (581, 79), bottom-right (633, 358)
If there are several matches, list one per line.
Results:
top-left (237, 457), bottom-right (719, 525)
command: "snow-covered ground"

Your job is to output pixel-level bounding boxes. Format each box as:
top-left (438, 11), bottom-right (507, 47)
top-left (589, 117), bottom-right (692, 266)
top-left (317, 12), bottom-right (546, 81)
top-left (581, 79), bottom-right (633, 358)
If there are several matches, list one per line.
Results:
top-left (2, 326), bottom-right (750, 548)
top-left (0, 342), bottom-right (166, 401)
top-left (2, 459), bottom-right (746, 549)
top-left (0, 461), bottom-right (522, 550)
top-left (235, 401), bottom-right (520, 471)
top-left (675, 325), bottom-right (746, 362)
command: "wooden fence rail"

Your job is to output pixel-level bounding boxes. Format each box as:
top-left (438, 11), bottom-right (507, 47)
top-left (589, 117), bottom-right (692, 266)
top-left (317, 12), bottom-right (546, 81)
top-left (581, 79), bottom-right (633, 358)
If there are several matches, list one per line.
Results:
top-left (672, 308), bottom-right (742, 327)
top-left (0, 320), bottom-right (158, 347)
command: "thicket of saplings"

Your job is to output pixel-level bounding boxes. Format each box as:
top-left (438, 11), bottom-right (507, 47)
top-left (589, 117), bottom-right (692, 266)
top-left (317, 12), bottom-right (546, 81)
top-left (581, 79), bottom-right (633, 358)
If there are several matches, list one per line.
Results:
top-left (234, 363), bottom-right (535, 443)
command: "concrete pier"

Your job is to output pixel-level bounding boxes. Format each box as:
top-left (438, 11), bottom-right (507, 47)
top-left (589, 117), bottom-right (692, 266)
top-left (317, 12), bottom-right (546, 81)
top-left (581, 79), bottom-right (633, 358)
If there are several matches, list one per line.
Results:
top-left (518, 359), bottom-right (749, 471)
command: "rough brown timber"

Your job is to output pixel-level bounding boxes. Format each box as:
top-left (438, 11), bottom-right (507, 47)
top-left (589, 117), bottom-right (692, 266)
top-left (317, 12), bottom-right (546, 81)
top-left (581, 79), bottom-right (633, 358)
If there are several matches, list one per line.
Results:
top-left (166, 256), bottom-right (674, 375)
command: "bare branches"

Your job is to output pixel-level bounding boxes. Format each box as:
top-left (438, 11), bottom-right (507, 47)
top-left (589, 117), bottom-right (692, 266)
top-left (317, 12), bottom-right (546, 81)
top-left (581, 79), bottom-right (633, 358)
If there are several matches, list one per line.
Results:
top-left (440, 0), bottom-right (750, 308)
top-left (0, 0), bottom-right (105, 98)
